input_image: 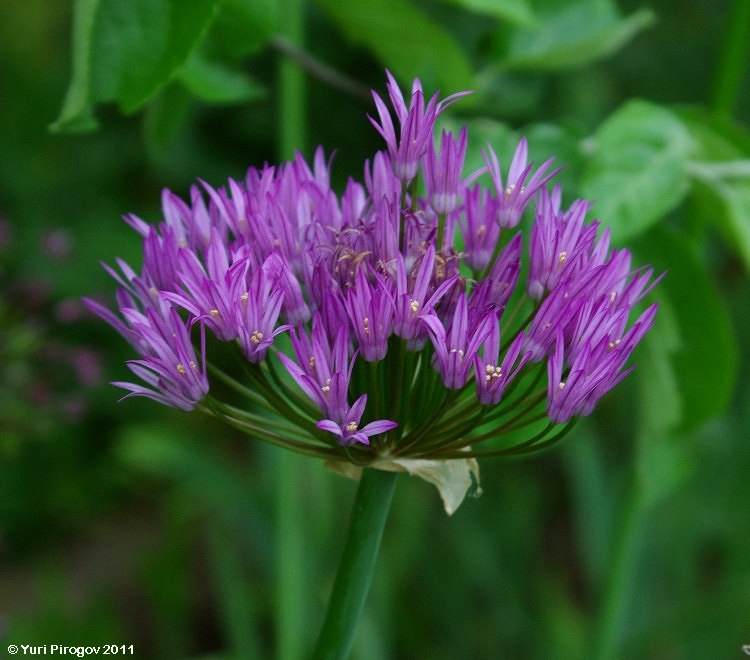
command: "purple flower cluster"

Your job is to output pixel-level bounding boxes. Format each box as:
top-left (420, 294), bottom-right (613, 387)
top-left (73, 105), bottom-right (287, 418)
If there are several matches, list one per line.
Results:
top-left (87, 73), bottom-right (660, 461)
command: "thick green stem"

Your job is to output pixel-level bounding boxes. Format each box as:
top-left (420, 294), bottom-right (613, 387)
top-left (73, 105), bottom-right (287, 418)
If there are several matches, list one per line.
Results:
top-left (313, 468), bottom-right (399, 660)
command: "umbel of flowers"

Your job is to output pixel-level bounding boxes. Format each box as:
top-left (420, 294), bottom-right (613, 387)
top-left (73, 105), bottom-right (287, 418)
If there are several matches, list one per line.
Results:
top-left (85, 72), bottom-right (659, 476)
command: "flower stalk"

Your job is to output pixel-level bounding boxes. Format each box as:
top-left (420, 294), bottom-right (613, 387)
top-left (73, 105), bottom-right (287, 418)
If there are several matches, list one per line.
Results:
top-left (313, 468), bottom-right (399, 660)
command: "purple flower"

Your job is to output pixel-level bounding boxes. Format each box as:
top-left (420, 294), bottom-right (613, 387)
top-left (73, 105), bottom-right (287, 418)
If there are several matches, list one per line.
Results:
top-left (277, 314), bottom-right (353, 421)
top-left (474, 319), bottom-right (530, 406)
top-left (484, 138), bottom-right (559, 228)
top-left (87, 72), bottom-right (660, 461)
top-left (237, 254), bottom-right (290, 362)
top-left (423, 127), bottom-right (468, 215)
top-left (393, 245), bottom-right (458, 348)
top-left (369, 70), bottom-right (470, 182)
top-left (114, 307), bottom-right (208, 411)
top-left (423, 293), bottom-right (495, 389)
top-left (527, 188), bottom-right (597, 300)
top-left (547, 303), bottom-right (657, 423)
top-left (460, 184), bottom-right (500, 271)
top-left (345, 268), bottom-right (395, 362)
top-left (316, 394), bottom-right (398, 446)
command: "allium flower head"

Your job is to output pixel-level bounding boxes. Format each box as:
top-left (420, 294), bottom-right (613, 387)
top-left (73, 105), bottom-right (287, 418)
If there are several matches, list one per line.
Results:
top-left (88, 72), bottom-right (660, 509)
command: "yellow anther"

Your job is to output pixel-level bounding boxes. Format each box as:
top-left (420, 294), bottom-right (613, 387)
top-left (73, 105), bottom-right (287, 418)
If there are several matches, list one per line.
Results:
top-left (558, 251), bottom-right (567, 267)
top-left (345, 421), bottom-right (358, 432)
top-left (209, 309), bottom-right (221, 318)
top-left (176, 364), bottom-right (186, 375)
top-left (250, 330), bottom-right (264, 345)
top-left (409, 299), bottom-right (420, 315)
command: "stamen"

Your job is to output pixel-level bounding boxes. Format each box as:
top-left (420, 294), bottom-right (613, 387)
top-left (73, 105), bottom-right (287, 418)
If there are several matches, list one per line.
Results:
top-left (250, 330), bottom-right (264, 345)
top-left (558, 251), bottom-right (567, 267)
top-left (176, 364), bottom-right (186, 375)
top-left (345, 421), bottom-right (358, 432)
top-left (409, 299), bottom-right (420, 315)
top-left (209, 309), bottom-right (221, 318)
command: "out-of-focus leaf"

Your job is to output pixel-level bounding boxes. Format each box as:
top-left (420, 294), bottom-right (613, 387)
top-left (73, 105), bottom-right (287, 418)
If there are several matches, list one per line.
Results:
top-left (211, 0), bottom-right (279, 58)
top-left (634, 297), bottom-right (689, 507)
top-left (634, 226), bottom-right (738, 434)
top-left (581, 101), bottom-right (693, 242)
top-left (314, 0), bottom-right (474, 94)
top-left (679, 108), bottom-right (750, 272)
top-left (51, 0), bottom-right (219, 131)
top-left (143, 82), bottom-right (193, 153)
top-left (178, 51), bottom-right (266, 104)
top-left (438, 0), bottom-right (536, 26)
top-left (501, 0), bottom-right (654, 71)
top-left (50, 0), bottom-right (100, 132)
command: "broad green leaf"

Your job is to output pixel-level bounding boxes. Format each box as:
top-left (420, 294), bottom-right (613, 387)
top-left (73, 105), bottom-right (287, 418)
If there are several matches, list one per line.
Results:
top-left (52, 0), bottom-right (220, 131)
top-left (679, 108), bottom-right (750, 272)
top-left (635, 297), bottom-right (688, 506)
top-left (581, 101), bottom-right (693, 242)
top-left (314, 0), bottom-right (474, 95)
top-left (634, 226), bottom-right (738, 433)
top-left (178, 51), bottom-right (266, 104)
top-left (501, 0), bottom-right (654, 71)
top-left (634, 227), bottom-right (737, 503)
top-left (438, 0), bottom-right (536, 26)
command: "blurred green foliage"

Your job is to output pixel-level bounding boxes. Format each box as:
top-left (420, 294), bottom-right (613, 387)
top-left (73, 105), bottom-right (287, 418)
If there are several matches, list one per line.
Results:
top-left (1, 0), bottom-right (749, 658)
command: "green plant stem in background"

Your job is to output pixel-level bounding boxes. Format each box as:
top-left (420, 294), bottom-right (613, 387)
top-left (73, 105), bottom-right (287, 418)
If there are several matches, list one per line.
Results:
top-left (314, 468), bottom-right (399, 660)
top-left (591, 483), bottom-right (646, 660)
top-left (277, 1), bottom-right (307, 659)
top-left (711, 0), bottom-right (750, 117)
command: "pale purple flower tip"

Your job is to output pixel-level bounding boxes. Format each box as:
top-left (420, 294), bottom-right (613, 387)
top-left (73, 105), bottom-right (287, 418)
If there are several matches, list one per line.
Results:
top-left (484, 138), bottom-right (560, 228)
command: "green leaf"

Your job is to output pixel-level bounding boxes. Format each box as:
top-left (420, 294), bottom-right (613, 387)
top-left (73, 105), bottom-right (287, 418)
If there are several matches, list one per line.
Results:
top-left (678, 108), bottom-right (750, 272)
top-left (50, 0), bottom-right (101, 132)
top-left (52, 0), bottom-right (220, 131)
top-left (581, 100), bottom-right (693, 242)
top-left (501, 0), bottom-right (655, 71)
top-left (211, 0), bottom-right (280, 59)
top-left (634, 226), bottom-right (738, 434)
top-left (438, 0), bottom-right (536, 26)
top-left (178, 51), bottom-right (266, 104)
top-left (314, 0), bottom-right (474, 94)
